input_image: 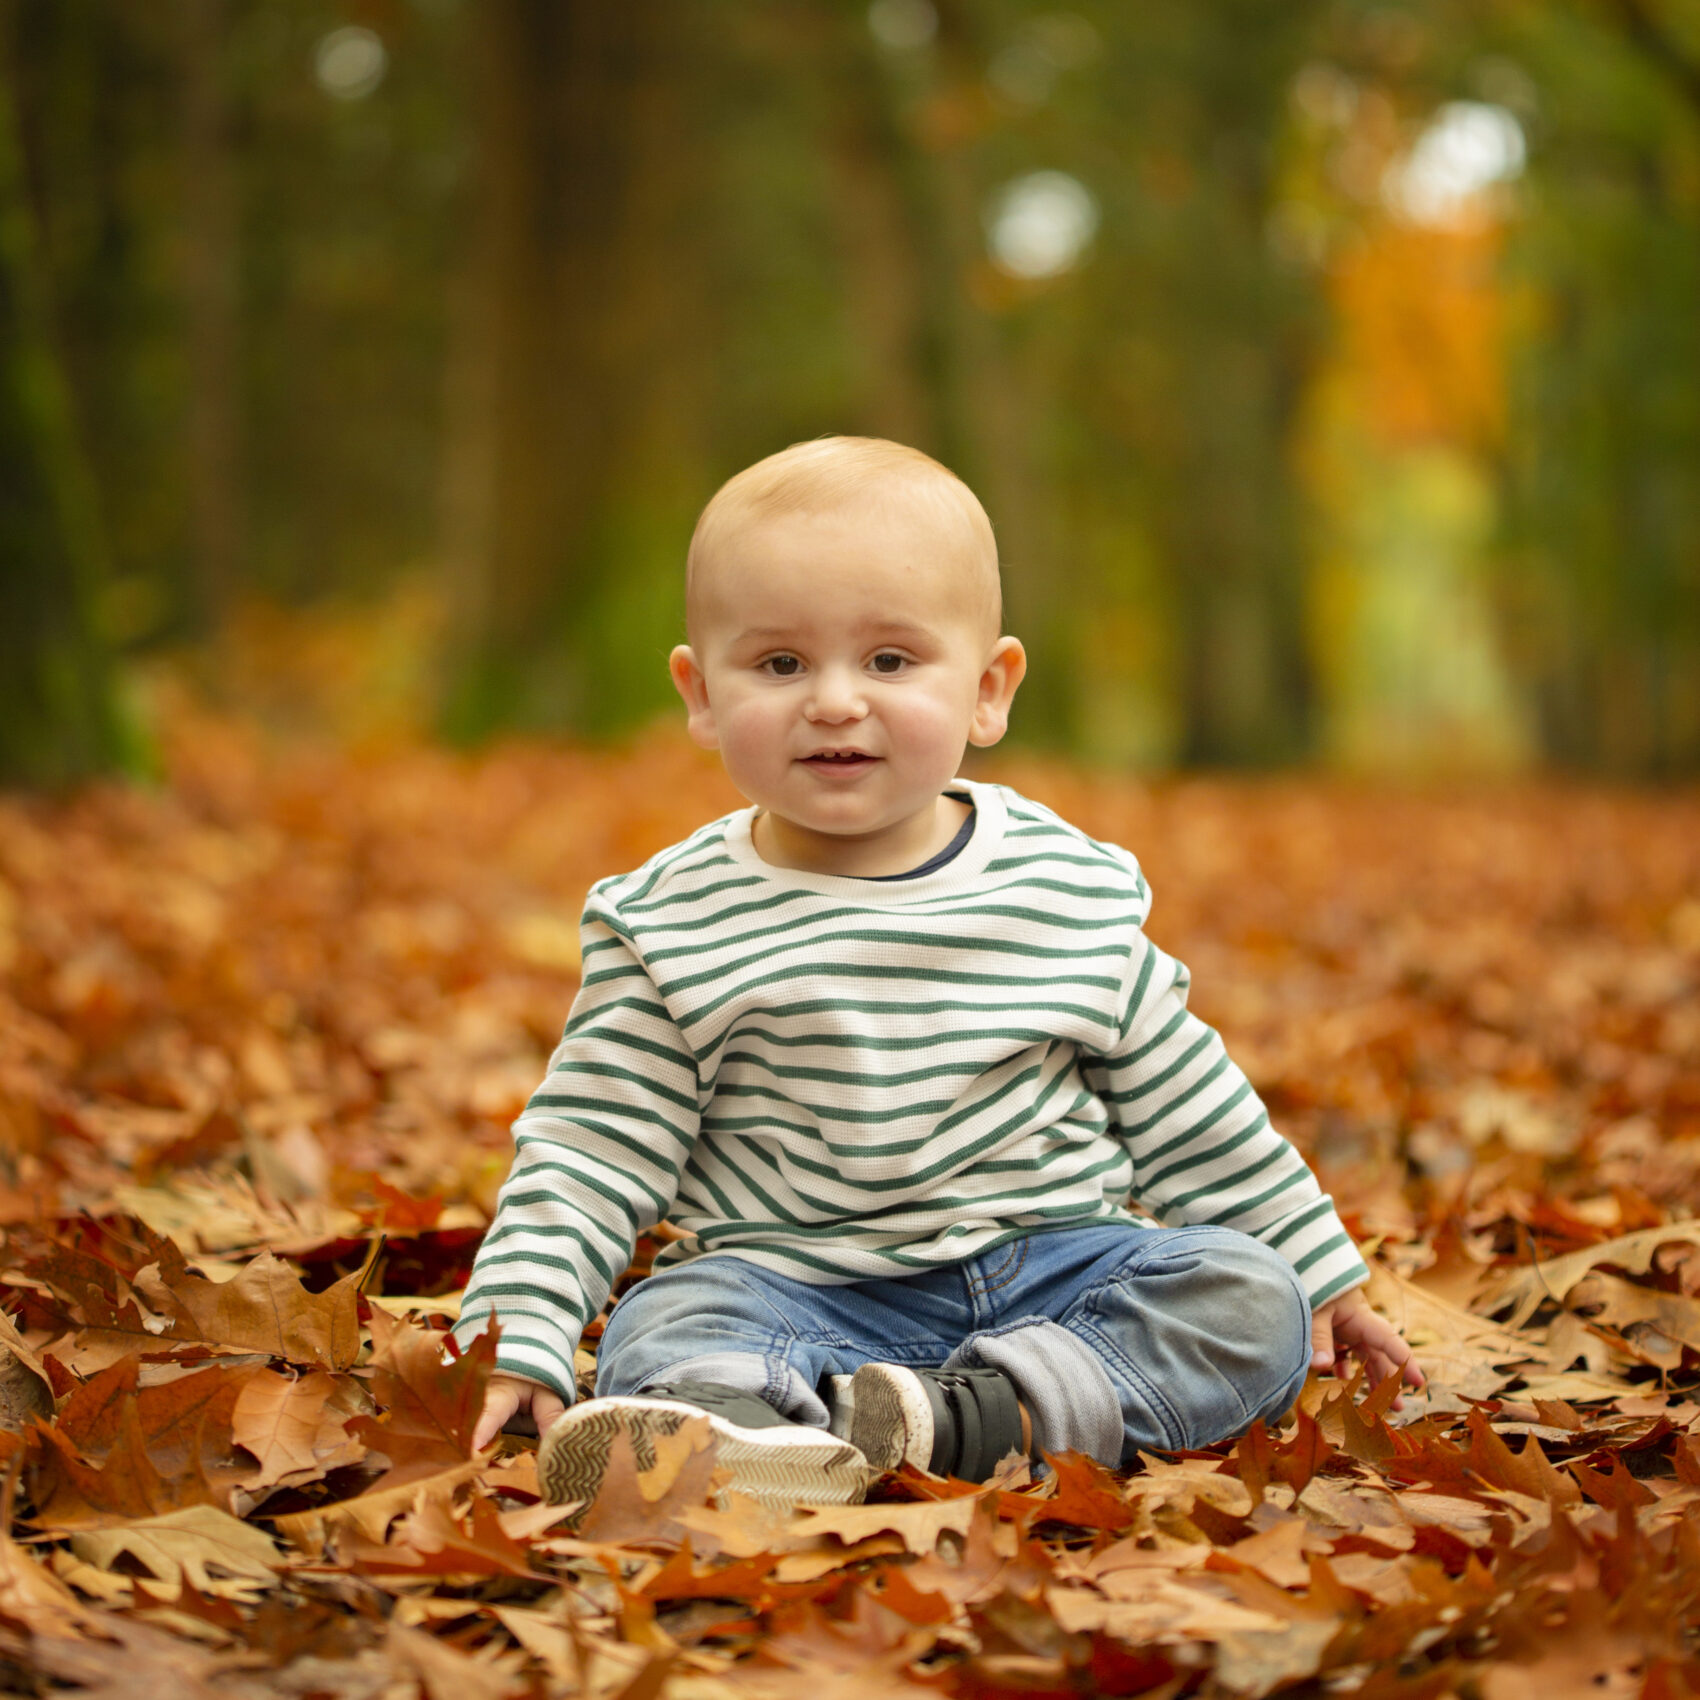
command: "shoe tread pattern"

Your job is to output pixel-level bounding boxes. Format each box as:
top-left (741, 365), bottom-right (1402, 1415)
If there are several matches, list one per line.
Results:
top-left (538, 1397), bottom-right (872, 1513)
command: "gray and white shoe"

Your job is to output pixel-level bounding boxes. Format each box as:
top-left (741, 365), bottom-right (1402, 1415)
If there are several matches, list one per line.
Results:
top-left (537, 1381), bottom-right (874, 1512)
top-left (849, 1363), bottom-right (1026, 1481)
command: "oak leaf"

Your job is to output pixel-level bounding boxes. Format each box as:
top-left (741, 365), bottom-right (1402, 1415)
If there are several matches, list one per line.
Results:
top-left (343, 1488), bottom-right (546, 1580)
top-left (28, 1402), bottom-right (219, 1527)
top-left (384, 1620), bottom-right (528, 1700)
top-left (230, 1367), bottom-right (367, 1488)
top-left (0, 1310), bottom-right (53, 1430)
top-left (0, 1612), bottom-right (230, 1700)
top-left (787, 1490), bottom-right (990, 1554)
top-left (69, 1505), bottom-right (282, 1599)
top-left (636, 1540), bottom-right (781, 1603)
top-left (347, 1307), bottom-right (493, 1489)
top-left (271, 1457), bottom-right (484, 1553)
top-left (1029, 1451), bottom-right (1136, 1532)
top-left (0, 1520), bottom-right (101, 1637)
top-left (53, 1356), bottom-right (264, 1501)
top-left (576, 1415), bottom-right (727, 1546)
top-left (1482, 1221), bottom-right (1700, 1330)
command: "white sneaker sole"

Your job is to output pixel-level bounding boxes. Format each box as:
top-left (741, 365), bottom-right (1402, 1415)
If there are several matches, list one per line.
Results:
top-left (848, 1364), bottom-right (936, 1472)
top-left (537, 1395), bottom-right (873, 1512)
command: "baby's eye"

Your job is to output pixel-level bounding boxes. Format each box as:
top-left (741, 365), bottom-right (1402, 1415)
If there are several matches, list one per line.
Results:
top-left (870, 652), bottom-right (908, 675)
top-left (763, 654), bottom-right (802, 677)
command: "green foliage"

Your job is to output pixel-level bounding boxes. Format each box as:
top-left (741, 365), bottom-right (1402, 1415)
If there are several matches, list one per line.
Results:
top-left (4, 0), bottom-right (1698, 776)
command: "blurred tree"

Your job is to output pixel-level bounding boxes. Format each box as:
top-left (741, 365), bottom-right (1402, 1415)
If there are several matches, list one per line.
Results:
top-left (0, 2), bottom-right (131, 785)
top-left (4, 0), bottom-right (1696, 777)
top-left (1004, 0), bottom-right (1326, 762)
top-left (179, 0), bottom-right (242, 631)
top-left (439, 0), bottom-right (708, 740)
top-left (1492, 0), bottom-right (1700, 773)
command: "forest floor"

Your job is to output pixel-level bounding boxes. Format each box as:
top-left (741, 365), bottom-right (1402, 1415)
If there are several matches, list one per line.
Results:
top-left (2, 703), bottom-right (1699, 1698)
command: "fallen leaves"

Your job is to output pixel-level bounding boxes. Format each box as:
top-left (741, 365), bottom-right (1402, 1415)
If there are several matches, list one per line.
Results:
top-left (2, 716), bottom-right (1700, 1694)
top-left (69, 1504), bottom-right (283, 1598)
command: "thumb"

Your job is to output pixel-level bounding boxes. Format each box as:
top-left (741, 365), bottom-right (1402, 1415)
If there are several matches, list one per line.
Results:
top-left (1309, 1307), bottom-right (1336, 1372)
top-left (533, 1389), bottom-right (568, 1438)
top-left (473, 1382), bottom-right (522, 1452)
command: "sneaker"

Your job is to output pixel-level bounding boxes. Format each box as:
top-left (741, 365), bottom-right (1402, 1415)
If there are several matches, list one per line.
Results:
top-left (536, 1381), bottom-right (874, 1511)
top-left (849, 1363), bottom-right (1026, 1481)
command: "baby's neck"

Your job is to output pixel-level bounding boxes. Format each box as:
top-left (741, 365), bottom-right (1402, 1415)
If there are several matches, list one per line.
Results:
top-left (752, 793), bottom-right (971, 878)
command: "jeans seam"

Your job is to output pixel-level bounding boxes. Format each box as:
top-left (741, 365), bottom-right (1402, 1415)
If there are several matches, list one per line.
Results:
top-left (970, 1238), bottom-right (1024, 1295)
top-left (1068, 1318), bottom-right (1186, 1450)
top-left (977, 1237), bottom-right (1030, 1297)
top-left (1071, 1298), bottom-right (1252, 1428)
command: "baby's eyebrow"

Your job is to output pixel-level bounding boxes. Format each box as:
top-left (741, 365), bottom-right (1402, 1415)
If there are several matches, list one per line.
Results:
top-left (731, 620), bottom-right (936, 645)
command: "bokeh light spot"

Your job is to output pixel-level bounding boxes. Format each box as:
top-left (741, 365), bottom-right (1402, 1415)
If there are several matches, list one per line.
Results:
top-left (314, 26), bottom-right (388, 101)
top-left (986, 171), bottom-right (1098, 279)
top-left (1384, 101), bottom-right (1526, 227)
top-left (868, 0), bottom-right (937, 51)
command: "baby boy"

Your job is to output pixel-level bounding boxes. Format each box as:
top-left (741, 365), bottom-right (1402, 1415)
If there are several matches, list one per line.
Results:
top-left (459, 436), bottom-right (1420, 1507)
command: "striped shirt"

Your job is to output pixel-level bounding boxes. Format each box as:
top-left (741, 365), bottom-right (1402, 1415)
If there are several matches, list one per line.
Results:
top-left (455, 780), bottom-right (1369, 1398)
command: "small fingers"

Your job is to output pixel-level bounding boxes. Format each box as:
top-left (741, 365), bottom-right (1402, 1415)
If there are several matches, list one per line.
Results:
top-left (1310, 1313), bottom-right (1337, 1373)
top-left (473, 1386), bottom-right (520, 1452)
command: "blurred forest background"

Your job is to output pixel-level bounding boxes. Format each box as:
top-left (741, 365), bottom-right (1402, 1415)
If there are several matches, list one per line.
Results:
top-left (4, 0), bottom-right (1700, 787)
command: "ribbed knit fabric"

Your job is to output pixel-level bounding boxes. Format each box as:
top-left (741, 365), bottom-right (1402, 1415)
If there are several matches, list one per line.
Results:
top-left (454, 780), bottom-right (1370, 1400)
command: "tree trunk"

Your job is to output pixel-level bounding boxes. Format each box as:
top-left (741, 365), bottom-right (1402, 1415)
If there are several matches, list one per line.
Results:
top-left (439, 0), bottom-right (698, 740)
top-left (178, 0), bottom-right (242, 633)
top-left (819, 11), bottom-right (937, 451)
top-left (0, 7), bottom-right (131, 788)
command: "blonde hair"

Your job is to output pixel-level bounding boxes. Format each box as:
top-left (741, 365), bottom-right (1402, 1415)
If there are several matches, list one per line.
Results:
top-left (686, 437), bottom-right (1001, 634)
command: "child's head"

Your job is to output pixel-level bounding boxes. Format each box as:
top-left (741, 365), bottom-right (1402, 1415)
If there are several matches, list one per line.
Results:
top-left (670, 437), bottom-right (1026, 875)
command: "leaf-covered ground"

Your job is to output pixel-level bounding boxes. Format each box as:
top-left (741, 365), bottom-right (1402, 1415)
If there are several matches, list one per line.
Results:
top-left (2, 706), bottom-right (1699, 1698)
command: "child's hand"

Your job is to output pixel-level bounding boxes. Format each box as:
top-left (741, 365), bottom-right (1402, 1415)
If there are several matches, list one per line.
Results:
top-left (1310, 1288), bottom-right (1424, 1405)
top-left (473, 1372), bottom-right (568, 1451)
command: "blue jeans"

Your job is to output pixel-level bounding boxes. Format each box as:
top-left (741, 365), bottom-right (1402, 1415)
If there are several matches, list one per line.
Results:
top-left (596, 1222), bottom-right (1311, 1466)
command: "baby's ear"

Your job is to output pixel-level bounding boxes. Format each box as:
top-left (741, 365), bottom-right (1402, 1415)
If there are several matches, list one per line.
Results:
top-left (669, 646), bottom-right (720, 750)
top-left (968, 637), bottom-right (1027, 747)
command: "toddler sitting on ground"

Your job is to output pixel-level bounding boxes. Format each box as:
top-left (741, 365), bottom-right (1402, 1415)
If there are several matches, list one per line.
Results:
top-left (458, 436), bottom-right (1421, 1506)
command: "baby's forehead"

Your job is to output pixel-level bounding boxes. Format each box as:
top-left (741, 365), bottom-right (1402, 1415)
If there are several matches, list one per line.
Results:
top-left (693, 484), bottom-right (997, 614)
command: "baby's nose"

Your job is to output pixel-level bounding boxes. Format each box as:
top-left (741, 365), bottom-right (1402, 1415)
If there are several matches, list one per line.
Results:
top-left (806, 666), bottom-right (868, 721)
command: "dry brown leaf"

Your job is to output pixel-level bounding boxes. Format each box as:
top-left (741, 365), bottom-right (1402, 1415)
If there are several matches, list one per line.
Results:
top-left (1481, 1221), bottom-right (1700, 1330)
top-left (0, 1520), bottom-right (102, 1635)
top-left (575, 1415), bottom-right (727, 1545)
top-left (51, 1356), bottom-right (264, 1502)
top-left (384, 1620), bottom-right (529, 1700)
top-left (343, 1486), bottom-right (547, 1579)
top-left (230, 1366), bottom-right (368, 1488)
top-left (272, 1457), bottom-right (485, 1552)
top-left (0, 1612), bottom-right (231, 1700)
top-left (786, 1491), bottom-right (990, 1554)
top-left (72, 1244), bottom-right (363, 1369)
top-left (1365, 1261), bottom-right (1534, 1395)
top-left (771, 1533), bottom-right (909, 1583)
top-left (0, 1311), bottom-right (54, 1430)
top-left (28, 1402), bottom-right (221, 1528)
top-left (69, 1505), bottom-right (282, 1598)
top-left (1566, 1270), bottom-right (1700, 1360)
top-left (1046, 1572), bottom-right (1289, 1637)
top-left (348, 1307), bottom-right (493, 1490)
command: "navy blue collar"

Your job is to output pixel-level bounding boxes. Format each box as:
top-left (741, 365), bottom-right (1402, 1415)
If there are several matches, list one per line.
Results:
top-left (862, 802), bottom-right (976, 882)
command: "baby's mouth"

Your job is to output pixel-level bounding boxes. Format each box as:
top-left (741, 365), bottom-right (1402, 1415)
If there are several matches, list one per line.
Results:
top-left (800, 750), bottom-right (879, 771)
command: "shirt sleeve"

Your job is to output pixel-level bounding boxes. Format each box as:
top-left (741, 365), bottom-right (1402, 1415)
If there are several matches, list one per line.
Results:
top-left (451, 897), bottom-right (702, 1400)
top-left (1083, 933), bottom-right (1370, 1308)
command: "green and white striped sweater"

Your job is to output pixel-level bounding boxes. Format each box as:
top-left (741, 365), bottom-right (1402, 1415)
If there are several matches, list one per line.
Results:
top-left (454, 780), bottom-right (1369, 1398)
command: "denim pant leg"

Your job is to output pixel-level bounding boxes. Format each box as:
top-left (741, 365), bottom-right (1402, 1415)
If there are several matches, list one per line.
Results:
top-left (594, 1251), bottom-right (969, 1427)
top-left (950, 1222), bottom-right (1312, 1464)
